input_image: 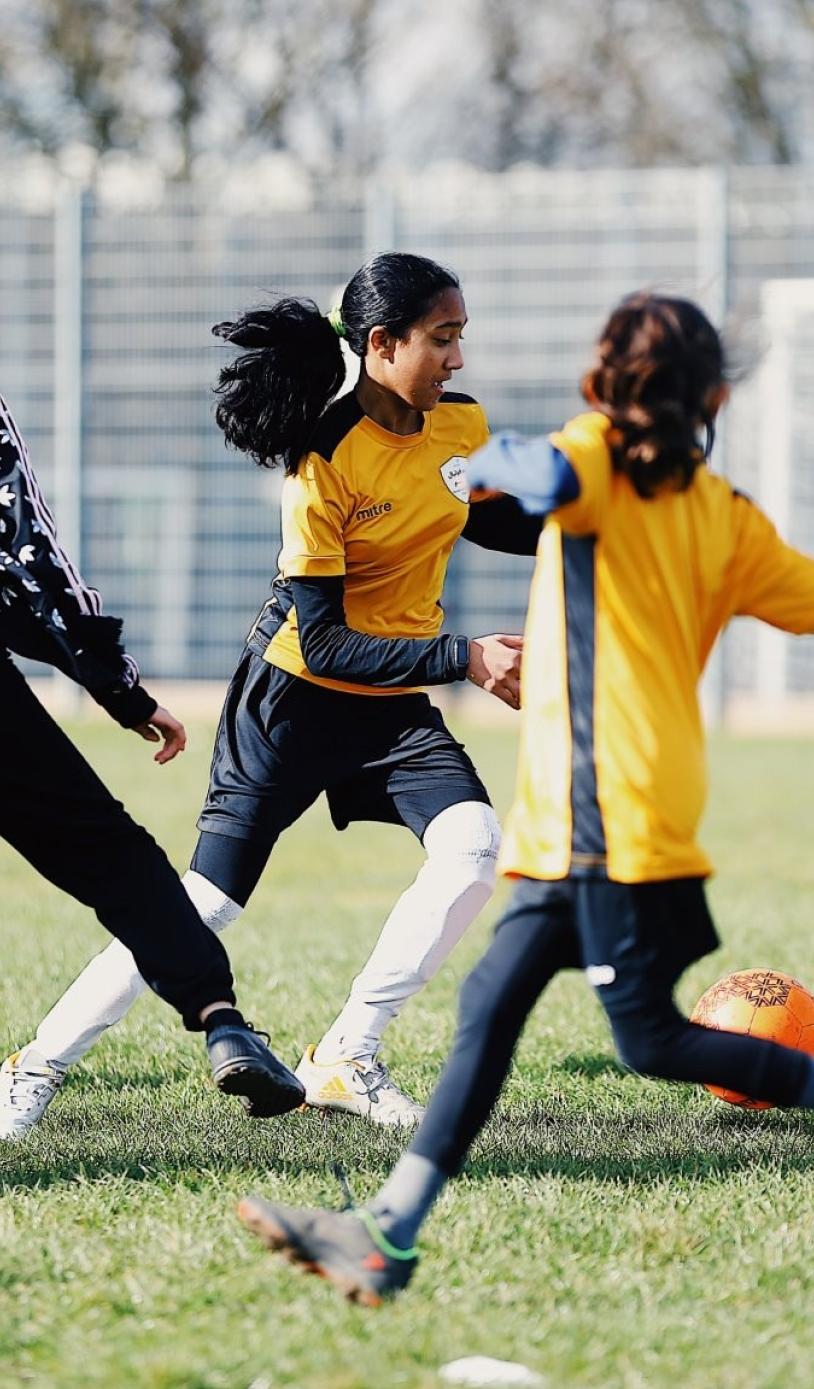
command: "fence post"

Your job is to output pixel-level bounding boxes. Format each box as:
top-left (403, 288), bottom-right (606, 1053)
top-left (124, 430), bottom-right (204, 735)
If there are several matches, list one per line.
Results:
top-left (754, 280), bottom-right (793, 706)
top-left (364, 178), bottom-right (397, 257)
top-left (53, 181), bottom-right (85, 714)
top-left (697, 166), bottom-right (730, 729)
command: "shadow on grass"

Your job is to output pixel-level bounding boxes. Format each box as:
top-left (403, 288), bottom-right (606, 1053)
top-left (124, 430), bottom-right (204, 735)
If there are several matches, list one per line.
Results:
top-left (68, 1062), bottom-right (197, 1092)
top-left (555, 1053), bottom-right (629, 1080)
top-left (6, 1113), bottom-right (814, 1196)
top-left (465, 1098), bottom-right (814, 1184)
top-left (0, 1103), bottom-right (405, 1194)
top-left (5, 1053), bottom-right (814, 1195)
top-left (0, 1142), bottom-right (325, 1193)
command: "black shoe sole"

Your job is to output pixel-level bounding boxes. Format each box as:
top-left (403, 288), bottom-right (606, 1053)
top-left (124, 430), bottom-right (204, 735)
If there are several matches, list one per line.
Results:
top-left (213, 1063), bottom-right (305, 1118)
top-left (236, 1198), bottom-right (389, 1307)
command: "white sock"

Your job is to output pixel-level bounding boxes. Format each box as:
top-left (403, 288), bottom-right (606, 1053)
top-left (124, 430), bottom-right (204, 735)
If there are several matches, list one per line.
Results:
top-left (314, 802), bottom-right (500, 1064)
top-left (33, 871), bottom-right (243, 1069)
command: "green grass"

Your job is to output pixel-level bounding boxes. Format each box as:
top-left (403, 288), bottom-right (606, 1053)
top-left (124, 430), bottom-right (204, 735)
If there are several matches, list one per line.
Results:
top-left (2, 721), bottom-right (814, 1389)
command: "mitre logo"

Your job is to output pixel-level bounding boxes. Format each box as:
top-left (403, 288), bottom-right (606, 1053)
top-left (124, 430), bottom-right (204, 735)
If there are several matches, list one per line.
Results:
top-left (356, 501), bottom-right (393, 521)
top-left (440, 456), bottom-right (470, 503)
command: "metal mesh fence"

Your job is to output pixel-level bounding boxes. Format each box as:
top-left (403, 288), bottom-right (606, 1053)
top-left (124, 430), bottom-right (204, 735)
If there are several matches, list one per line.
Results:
top-left (4, 167), bottom-right (814, 713)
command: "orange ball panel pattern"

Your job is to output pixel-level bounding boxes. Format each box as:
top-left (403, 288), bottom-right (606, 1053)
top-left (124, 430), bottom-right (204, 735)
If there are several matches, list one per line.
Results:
top-left (690, 969), bottom-right (814, 1110)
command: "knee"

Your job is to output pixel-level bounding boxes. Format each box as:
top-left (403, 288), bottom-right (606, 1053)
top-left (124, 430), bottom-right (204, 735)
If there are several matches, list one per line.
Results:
top-left (182, 870), bottom-right (244, 934)
top-left (422, 801), bottom-right (501, 894)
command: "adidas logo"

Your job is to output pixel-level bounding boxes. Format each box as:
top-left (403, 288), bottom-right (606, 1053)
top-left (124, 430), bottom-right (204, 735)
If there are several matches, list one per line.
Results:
top-left (317, 1076), bottom-right (350, 1100)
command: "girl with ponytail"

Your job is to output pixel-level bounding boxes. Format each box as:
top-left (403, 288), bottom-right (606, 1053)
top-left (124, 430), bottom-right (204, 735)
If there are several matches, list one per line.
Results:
top-left (10, 252), bottom-right (542, 1132)
top-left (239, 292), bottom-right (814, 1304)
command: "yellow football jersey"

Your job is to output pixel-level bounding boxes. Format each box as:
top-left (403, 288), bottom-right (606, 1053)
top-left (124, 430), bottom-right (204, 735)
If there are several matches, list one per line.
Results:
top-left (500, 411), bottom-right (814, 883)
top-left (261, 392), bottom-right (489, 695)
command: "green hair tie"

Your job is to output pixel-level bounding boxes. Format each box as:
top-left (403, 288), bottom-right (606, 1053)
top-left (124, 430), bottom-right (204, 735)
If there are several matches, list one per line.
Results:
top-left (327, 305), bottom-right (347, 339)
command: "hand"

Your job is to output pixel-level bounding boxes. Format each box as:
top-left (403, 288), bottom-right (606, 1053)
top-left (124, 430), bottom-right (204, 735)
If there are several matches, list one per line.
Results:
top-left (466, 633), bottom-right (523, 710)
top-left (133, 705), bottom-right (187, 764)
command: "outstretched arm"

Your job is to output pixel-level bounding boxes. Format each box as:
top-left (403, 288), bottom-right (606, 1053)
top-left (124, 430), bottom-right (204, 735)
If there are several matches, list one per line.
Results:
top-left (291, 576), bottom-right (468, 686)
top-left (466, 433), bottom-right (581, 516)
top-left (290, 578), bottom-right (522, 709)
top-left (729, 491), bottom-right (814, 633)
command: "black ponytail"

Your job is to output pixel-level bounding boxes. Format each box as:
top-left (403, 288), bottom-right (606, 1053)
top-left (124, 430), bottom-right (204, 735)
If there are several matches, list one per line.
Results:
top-left (212, 298), bottom-right (345, 474)
top-left (212, 252), bottom-right (459, 475)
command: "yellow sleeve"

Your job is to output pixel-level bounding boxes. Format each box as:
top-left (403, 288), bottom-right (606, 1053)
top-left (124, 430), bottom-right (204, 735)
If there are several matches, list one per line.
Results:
top-left (728, 492), bottom-right (814, 633)
top-left (548, 411), bottom-right (613, 535)
top-left (278, 453), bottom-right (352, 578)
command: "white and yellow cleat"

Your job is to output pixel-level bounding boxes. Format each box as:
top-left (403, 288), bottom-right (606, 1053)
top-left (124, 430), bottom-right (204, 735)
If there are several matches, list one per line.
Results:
top-left (0, 1045), bottom-right (66, 1140)
top-left (294, 1045), bottom-right (425, 1127)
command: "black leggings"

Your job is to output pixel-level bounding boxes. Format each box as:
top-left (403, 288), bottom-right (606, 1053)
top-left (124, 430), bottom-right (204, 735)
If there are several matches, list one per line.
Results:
top-left (0, 657), bottom-right (235, 1029)
top-left (411, 877), bottom-right (813, 1175)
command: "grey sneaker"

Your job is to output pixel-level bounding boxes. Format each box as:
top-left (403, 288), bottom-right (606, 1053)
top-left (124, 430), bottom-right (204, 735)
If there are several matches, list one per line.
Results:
top-left (237, 1195), bottom-right (418, 1305)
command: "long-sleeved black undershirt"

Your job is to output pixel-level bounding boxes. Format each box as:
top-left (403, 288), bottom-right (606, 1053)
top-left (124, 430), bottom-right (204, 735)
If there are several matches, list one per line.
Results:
top-left (461, 493), bottom-right (543, 555)
top-left (284, 495), bottom-right (540, 689)
top-left (291, 576), bottom-right (469, 687)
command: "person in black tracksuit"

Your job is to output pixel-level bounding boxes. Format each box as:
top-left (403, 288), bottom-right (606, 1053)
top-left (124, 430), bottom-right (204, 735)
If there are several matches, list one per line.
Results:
top-left (0, 394), bottom-right (304, 1129)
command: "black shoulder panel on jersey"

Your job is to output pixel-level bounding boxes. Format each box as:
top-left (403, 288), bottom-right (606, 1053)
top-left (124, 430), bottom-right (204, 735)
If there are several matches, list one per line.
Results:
top-left (308, 393), bottom-right (365, 461)
top-left (731, 484), bottom-right (756, 505)
top-left (438, 391), bottom-right (479, 405)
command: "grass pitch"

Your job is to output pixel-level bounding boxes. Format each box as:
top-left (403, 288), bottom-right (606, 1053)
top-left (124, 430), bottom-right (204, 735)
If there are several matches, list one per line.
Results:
top-left (2, 716), bottom-right (814, 1389)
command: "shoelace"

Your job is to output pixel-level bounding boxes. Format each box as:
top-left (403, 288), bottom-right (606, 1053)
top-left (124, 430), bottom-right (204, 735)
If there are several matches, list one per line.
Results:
top-left (355, 1059), bottom-right (416, 1108)
top-left (332, 1161), bottom-right (356, 1211)
top-left (354, 1060), bottom-right (394, 1105)
top-left (6, 1074), bottom-right (60, 1111)
top-left (243, 1021), bottom-right (271, 1045)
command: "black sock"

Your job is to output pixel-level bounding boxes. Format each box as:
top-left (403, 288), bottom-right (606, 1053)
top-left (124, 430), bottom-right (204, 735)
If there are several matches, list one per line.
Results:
top-left (203, 1007), bottom-right (246, 1036)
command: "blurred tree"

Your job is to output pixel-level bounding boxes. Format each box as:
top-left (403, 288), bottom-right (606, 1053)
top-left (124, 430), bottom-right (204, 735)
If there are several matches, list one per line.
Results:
top-left (475, 0), bottom-right (814, 167)
top-left (0, 1), bottom-right (139, 158)
top-left (149, 1), bottom-right (209, 176)
top-left (0, 0), bottom-right (813, 177)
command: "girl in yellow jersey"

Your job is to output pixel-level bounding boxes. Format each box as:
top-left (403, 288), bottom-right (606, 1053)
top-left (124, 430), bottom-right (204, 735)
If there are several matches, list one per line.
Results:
top-left (6, 253), bottom-right (540, 1132)
top-left (239, 292), bottom-right (814, 1302)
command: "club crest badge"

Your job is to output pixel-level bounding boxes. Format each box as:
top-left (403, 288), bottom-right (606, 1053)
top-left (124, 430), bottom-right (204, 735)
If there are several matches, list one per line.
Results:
top-left (439, 456), bottom-right (470, 504)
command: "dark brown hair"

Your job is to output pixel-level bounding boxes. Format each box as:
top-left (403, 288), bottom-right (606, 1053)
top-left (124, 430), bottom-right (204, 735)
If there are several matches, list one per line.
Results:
top-left (581, 292), bottom-right (727, 498)
top-left (212, 253), bottom-right (459, 475)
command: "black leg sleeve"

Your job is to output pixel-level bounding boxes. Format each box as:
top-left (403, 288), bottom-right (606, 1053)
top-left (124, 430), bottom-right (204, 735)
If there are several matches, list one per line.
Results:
top-left (189, 830), bottom-right (272, 908)
top-left (410, 878), bottom-right (581, 1175)
top-left (607, 999), bottom-right (812, 1107)
top-left (0, 660), bottom-right (235, 1029)
top-left (573, 875), bottom-right (814, 1109)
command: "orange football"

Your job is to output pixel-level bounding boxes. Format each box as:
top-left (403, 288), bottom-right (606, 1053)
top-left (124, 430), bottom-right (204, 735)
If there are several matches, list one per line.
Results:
top-left (690, 969), bottom-right (814, 1109)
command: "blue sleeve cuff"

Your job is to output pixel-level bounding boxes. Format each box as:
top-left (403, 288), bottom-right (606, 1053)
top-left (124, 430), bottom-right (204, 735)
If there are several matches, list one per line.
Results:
top-left (467, 433), bottom-right (580, 515)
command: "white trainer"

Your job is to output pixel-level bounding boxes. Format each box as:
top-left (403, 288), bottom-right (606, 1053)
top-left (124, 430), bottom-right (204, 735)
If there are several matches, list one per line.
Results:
top-left (0, 1045), bottom-right (66, 1140)
top-left (294, 1045), bottom-right (425, 1127)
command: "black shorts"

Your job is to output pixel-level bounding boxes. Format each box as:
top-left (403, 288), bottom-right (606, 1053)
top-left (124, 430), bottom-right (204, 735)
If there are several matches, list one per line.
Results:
top-left (510, 875), bottom-right (720, 1016)
top-left (197, 648), bottom-right (491, 848)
